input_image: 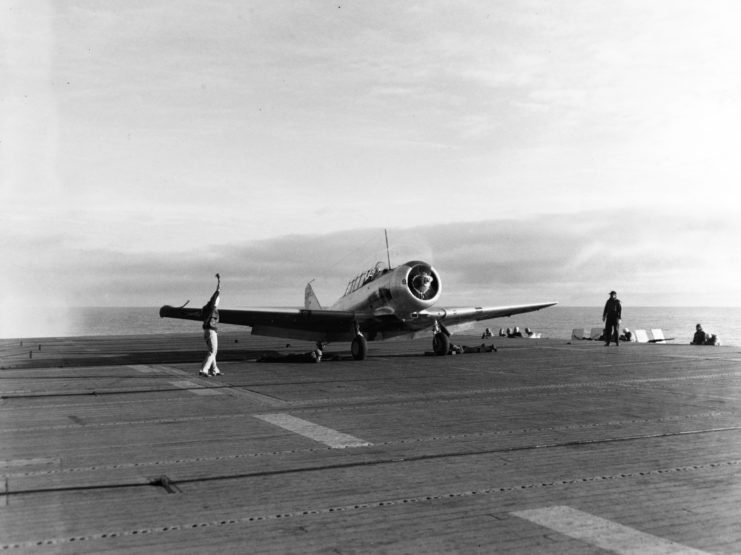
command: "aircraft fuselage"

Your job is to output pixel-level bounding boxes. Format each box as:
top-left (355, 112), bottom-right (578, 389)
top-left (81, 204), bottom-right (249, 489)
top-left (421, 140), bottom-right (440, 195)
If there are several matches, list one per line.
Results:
top-left (330, 261), bottom-right (442, 319)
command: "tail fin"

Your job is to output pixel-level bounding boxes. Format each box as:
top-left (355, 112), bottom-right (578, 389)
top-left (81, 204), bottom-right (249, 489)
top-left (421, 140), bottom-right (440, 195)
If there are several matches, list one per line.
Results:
top-left (304, 281), bottom-right (323, 310)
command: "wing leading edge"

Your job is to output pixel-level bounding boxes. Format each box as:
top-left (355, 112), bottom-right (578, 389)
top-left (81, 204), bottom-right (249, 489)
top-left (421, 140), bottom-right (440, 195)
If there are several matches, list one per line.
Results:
top-left (159, 305), bottom-right (365, 343)
top-left (420, 302), bottom-right (559, 327)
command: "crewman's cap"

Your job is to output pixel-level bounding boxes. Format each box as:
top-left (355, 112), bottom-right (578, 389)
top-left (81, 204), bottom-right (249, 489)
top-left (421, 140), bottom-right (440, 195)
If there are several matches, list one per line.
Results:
top-left (609, 290), bottom-right (616, 295)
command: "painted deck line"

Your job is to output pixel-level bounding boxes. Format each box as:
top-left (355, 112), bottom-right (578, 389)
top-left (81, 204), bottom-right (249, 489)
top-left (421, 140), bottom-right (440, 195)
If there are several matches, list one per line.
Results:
top-left (226, 387), bottom-right (287, 407)
top-left (169, 380), bottom-right (223, 396)
top-left (129, 364), bottom-right (159, 373)
top-left (0, 458), bottom-right (59, 469)
top-left (131, 364), bottom-right (191, 377)
top-left (512, 506), bottom-right (710, 555)
top-left (254, 413), bottom-right (372, 449)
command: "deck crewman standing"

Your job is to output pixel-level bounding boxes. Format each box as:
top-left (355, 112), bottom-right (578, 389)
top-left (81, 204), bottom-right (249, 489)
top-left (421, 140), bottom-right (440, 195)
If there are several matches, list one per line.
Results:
top-left (200, 273), bottom-right (222, 377)
top-left (602, 290), bottom-right (622, 346)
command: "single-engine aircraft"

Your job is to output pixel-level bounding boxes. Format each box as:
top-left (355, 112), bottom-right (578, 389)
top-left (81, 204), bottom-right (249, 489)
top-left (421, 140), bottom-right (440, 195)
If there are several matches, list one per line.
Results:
top-left (159, 260), bottom-right (557, 360)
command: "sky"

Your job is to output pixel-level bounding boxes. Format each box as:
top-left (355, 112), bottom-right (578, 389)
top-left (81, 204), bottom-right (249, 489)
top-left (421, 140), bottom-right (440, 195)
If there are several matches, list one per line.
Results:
top-left (2, 1), bottom-right (741, 337)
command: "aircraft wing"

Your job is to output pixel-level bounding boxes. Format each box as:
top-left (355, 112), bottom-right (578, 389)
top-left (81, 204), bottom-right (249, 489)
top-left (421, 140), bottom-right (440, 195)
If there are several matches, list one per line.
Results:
top-left (159, 305), bottom-right (367, 343)
top-left (420, 302), bottom-right (558, 328)
top-left (160, 300), bottom-right (557, 342)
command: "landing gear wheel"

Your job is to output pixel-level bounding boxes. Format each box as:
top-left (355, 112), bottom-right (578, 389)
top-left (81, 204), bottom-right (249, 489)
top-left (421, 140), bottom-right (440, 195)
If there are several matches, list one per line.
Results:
top-left (432, 332), bottom-right (449, 356)
top-left (351, 335), bottom-right (368, 360)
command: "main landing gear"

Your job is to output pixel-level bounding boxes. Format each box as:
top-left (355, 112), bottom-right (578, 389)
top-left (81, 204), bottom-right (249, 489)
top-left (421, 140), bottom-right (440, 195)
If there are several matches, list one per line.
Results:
top-left (351, 335), bottom-right (368, 360)
top-left (347, 321), bottom-right (451, 360)
top-left (351, 321), bottom-right (367, 360)
top-left (432, 320), bottom-right (451, 356)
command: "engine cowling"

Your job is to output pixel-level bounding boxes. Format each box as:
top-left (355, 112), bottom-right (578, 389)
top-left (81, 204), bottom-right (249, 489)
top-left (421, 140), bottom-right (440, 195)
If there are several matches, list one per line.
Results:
top-left (387, 261), bottom-right (442, 315)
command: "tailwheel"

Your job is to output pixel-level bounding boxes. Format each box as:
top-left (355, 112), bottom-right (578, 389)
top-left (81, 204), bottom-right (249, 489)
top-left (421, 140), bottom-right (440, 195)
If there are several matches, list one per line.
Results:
top-left (432, 332), bottom-right (449, 356)
top-left (351, 335), bottom-right (368, 360)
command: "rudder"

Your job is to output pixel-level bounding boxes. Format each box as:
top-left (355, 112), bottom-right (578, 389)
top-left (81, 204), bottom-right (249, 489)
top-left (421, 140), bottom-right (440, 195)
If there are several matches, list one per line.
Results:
top-left (304, 281), bottom-right (323, 310)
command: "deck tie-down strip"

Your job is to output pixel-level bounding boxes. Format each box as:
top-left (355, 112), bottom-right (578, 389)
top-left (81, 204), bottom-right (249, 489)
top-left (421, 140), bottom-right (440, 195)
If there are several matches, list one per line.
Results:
top-left (1, 460), bottom-right (737, 551)
top-left (3, 369), bottom-right (740, 401)
top-left (2, 411), bottom-right (735, 477)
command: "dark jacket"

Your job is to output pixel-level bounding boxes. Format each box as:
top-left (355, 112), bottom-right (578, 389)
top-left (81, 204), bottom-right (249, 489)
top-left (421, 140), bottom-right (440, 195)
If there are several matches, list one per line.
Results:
top-left (603, 297), bottom-right (622, 321)
top-left (202, 289), bottom-right (220, 331)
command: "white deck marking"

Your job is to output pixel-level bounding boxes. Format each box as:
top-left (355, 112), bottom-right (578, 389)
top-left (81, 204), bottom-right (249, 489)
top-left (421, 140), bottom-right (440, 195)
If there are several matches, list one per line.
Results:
top-left (131, 364), bottom-right (188, 376)
top-left (254, 413), bottom-right (372, 448)
top-left (129, 364), bottom-right (159, 373)
top-left (512, 506), bottom-right (710, 554)
top-left (170, 380), bottom-right (223, 395)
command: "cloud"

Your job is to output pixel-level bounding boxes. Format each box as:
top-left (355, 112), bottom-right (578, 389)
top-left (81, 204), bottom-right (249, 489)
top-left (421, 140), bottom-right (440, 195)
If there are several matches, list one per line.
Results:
top-left (5, 209), bottom-right (739, 316)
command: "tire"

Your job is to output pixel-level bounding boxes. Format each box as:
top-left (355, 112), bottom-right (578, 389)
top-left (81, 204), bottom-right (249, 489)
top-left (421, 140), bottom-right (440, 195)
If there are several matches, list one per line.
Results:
top-left (351, 335), bottom-right (368, 360)
top-left (432, 332), bottom-right (449, 356)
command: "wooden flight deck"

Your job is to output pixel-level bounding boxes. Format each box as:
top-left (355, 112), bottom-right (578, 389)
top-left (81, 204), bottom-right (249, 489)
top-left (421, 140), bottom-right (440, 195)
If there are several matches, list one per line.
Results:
top-left (1, 332), bottom-right (740, 553)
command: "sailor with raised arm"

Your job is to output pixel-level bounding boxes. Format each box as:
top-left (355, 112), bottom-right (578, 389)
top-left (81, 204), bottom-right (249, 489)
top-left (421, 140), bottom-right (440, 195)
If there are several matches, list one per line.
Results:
top-left (199, 273), bottom-right (222, 377)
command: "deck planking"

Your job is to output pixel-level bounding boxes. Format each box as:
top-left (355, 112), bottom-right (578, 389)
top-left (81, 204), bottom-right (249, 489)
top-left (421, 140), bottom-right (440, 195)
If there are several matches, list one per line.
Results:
top-left (1, 332), bottom-right (741, 553)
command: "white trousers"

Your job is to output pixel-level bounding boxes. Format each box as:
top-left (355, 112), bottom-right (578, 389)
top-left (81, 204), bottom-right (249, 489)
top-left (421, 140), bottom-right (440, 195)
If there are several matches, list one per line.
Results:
top-left (201, 329), bottom-right (219, 373)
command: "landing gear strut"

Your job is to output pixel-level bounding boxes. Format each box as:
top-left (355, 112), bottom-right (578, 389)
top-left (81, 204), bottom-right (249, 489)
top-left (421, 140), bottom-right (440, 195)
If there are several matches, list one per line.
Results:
top-left (432, 320), bottom-right (451, 356)
top-left (351, 321), bottom-right (367, 361)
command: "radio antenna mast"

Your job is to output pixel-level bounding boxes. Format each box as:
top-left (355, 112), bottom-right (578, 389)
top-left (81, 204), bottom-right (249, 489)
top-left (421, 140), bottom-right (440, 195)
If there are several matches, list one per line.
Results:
top-left (384, 229), bottom-right (392, 270)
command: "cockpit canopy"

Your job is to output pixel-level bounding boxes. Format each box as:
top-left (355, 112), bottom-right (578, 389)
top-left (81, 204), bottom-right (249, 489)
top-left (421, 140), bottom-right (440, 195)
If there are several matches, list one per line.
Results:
top-left (343, 261), bottom-right (388, 297)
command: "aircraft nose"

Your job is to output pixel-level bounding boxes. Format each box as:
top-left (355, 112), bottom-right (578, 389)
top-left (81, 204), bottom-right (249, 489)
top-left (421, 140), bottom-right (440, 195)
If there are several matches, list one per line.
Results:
top-left (405, 262), bottom-right (441, 302)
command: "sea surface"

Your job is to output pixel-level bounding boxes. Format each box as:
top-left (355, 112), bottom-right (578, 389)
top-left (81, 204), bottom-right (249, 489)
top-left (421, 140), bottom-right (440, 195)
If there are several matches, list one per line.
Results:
top-left (7, 306), bottom-right (741, 347)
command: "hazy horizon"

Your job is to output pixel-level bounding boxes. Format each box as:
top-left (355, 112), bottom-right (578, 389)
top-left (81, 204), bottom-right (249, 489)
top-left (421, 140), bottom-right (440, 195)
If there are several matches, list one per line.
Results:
top-left (6, 305), bottom-right (740, 346)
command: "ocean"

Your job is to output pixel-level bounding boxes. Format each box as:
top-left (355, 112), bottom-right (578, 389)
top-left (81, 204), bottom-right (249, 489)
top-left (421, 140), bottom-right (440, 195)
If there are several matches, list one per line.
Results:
top-left (6, 306), bottom-right (741, 347)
